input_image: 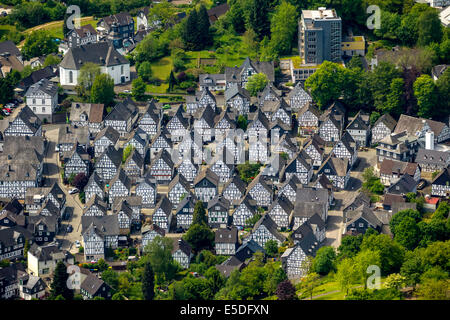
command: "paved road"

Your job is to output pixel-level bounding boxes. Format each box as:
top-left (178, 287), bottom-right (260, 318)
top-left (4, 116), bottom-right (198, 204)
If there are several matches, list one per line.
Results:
top-left (324, 148), bottom-right (377, 249)
top-left (43, 125), bottom-right (84, 255)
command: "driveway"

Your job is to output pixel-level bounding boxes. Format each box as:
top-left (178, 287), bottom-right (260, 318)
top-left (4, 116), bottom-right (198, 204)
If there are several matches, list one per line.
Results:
top-left (43, 125), bottom-right (85, 256)
top-left (324, 148), bottom-right (377, 248)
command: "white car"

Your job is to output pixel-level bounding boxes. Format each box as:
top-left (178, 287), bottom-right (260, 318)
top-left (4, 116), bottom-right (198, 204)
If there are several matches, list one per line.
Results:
top-left (68, 188), bottom-right (79, 195)
top-left (75, 240), bottom-right (81, 248)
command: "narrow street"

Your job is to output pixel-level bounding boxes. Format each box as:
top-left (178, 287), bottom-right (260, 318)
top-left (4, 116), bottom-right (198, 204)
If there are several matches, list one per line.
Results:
top-left (42, 125), bottom-right (85, 255)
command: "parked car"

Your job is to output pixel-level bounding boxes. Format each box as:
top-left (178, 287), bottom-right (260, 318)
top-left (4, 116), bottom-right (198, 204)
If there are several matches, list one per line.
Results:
top-left (67, 224), bottom-right (73, 233)
top-left (69, 188), bottom-right (79, 194)
top-left (2, 110), bottom-right (10, 116)
top-left (417, 179), bottom-right (427, 190)
top-left (75, 240), bottom-right (81, 248)
top-left (3, 107), bottom-right (12, 113)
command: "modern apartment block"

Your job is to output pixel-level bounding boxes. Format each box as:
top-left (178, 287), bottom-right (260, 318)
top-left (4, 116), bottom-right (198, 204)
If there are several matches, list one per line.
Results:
top-left (298, 7), bottom-right (342, 64)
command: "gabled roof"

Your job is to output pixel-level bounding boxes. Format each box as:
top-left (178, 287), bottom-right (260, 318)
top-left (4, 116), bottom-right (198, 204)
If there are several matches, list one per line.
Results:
top-left (432, 166), bottom-right (450, 186)
top-left (149, 149), bottom-right (174, 169)
top-left (333, 131), bottom-right (356, 154)
top-left (80, 274), bottom-right (109, 296)
top-left (225, 83), bottom-right (251, 101)
top-left (214, 109), bottom-right (236, 129)
top-left (394, 114), bottom-right (447, 137)
top-left (9, 105), bottom-right (42, 134)
top-left (84, 194), bottom-right (107, 215)
top-left (257, 83), bottom-right (282, 105)
top-left (207, 195), bottom-right (230, 211)
top-left (58, 124), bottom-right (89, 146)
top-left (172, 238), bottom-right (192, 256)
top-left (141, 223), bottom-right (165, 237)
top-left (248, 110), bottom-right (271, 131)
top-left (223, 175), bottom-right (247, 195)
top-left (0, 40), bottom-right (21, 57)
top-left (70, 103), bottom-right (104, 123)
top-left (87, 171), bottom-right (104, 190)
top-left (105, 100), bottom-right (138, 122)
top-left (298, 101), bottom-right (320, 119)
top-left (110, 169), bottom-right (131, 190)
top-left (215, 226), bottom-right (238, 244)
top-left (247, 173), bottom-right (272, 195)
top-left (100, 12), bottom-right (134, 27)
top-left (193, 168), bottom-right (220, 187)
top-left (288, 223), bottom-right (320, 256)
top-left (387, 174), bottom-right (418, 194)
top-left (225, 58), bottom-right (275, 83)
top-left (124, 148), bottom-right (144, 169)
top-left (252, 214), bottom-right (286, 243)
top-left (346, 204), bottom-right (382, 229)
top-left (416, 149), bottom-right (450, 167)
top-left (175, 194), bottom-right (196, 215)
top-left (318, 155), bottom-right (349, 177)
top-left (234, 239), bottom-right (265, 263)
top-left (168, 173), bottom-right (190, 193)
top-left (347, 112), bottom-right (368, 131)
top-left (94, 126), bottom-right (120, 144)
top-left (154, 196), bottom-right (172, 216)
top-left (81, 215), bottom-right (120, 237)
top-left (287, 81), bottom-right (312, 99)
top-left (98, 145), bottom-right (122, 169)
top-left (379, 159), bottom-right (419, 176)
top-left (268, 195), bottom-right (294, 215)
top-left (342, 192), bottom-right (370, 213)
top-left (59, 42), bottom-right (128, 70)
top-left (373, 113), bottom-right (397, 131)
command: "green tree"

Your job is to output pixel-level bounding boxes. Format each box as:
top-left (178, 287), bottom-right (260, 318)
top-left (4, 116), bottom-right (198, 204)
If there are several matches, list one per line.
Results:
top-left (264, 239), bottom-right (278, 257)
top-left (416, 278), bottom-right (449, 300)
top-left (205, 266), bottom-right (225, 295)
top-left (21, 30), bottom-right (58, 60)
top-left (91, 73), bottom-right (115, 106)
top-left (414, 74), bottom-right (438, 118)
top-left (383, 273), bottom-right (407, 290)
top-left (276, 280), bottom-right (297, 300)
top-left (181, 8), bottom-right (199, 50)
top-left (417, 10), bottom-right (443, 47)
top-left (137, 61), bottom-right (153, 82)
top-left (304, 61), bottom-right (348, 109)
top-left (168, 70), bottom-right (177, 92)
top-left (394, 216), bottom-right (421, 250)
top-left (353, 250), bottom-right (382, 289)
top-left (50, 261), bottom-right (73, 300)
top-left (236, 162), bottom-right (262, 183)
top-left (142, 261), bottom-right (155, 300)
top-left (132, 77), bottom-right (146, 101)
top-left (183, 223), bottom-right (215, 253)
top-left (237, 115), bottom-right (248, 131)
top-left (122, 145), bottom-right (134, 164)
top-left (246, 73), bottom-right (269, 96)
top-left (369, 62), bottom-right (402, 113)
top-left (43, 54), bottom-right (61, 67)
top-left (312, 246), bottom-right (336, 275)
top-left (382, 78), bottom-right (405, 117)
top-left (101, 269), bottom-right (119, 291)
top-left (197, 5), bottom-right (212, 47)
top-left (436, 68), bottom-right (450, 116)
top-left (192, 201), bottom-right (207, 226)
top-left (246, 0), bottom-right (270, 40)
top-left (269, 1), bottom-right (298, 56)
top-left (361, 234), bottom-right (405, 275)
top-left (143, 236), bottom-right (178, 285)
top-left (335, 258), bottom-right (358, 296)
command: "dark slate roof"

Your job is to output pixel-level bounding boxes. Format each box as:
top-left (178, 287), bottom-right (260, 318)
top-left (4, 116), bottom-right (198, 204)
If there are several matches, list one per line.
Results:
top-left (432, 166), bottom-right (450, 186)
top-left (215, 226), bottom-right (238, 244)
top-left (346, 204), bottom-right (382, 229)
top-left (70, 103), bottom-right (104, 124)
top-left (391, 202), bottom-right (417, 214)
top-left (0, 228), bottom-right (24, 247)
top-left (308, 213), bottom-right (326, 229)
top-left (94, 126), bottom-right (120, 144)
top-left (252, 214), bottom-right (286, 243)
top-left (105, 100), bottom-right (138, 122)
top-left (100, 12), bottom-right (134, 27)
top-left (150, 149), bottom-right (174, 170)
top-left (80, 274), bottom-right (108, 296)
top-left (58, 124), bottom-right (89, 146)
top-left (199, 73), bottom-right (225, 87)
top-left (280, 174), bottom-right (301, 192)
top-left (27, 214), bottom-right (59, 233)
top-left (17, 66), bottom-right (55, 91)
top-left (141, 223), bottom-right (165, 237)
top-left (257, 83), bottom-right (282, 105)
top-left (168, 173), bottom-right (190, 193)
top-left (110, 169), bottom-right (131, 191)
top-left (154, 196), bottom-right (173, 217)
top-left (247, 173), bottom-right (273, 195)
top-left (225, 58), bottom-right (275, 83)
top-left (175, 194), bottom-right (196, 215)
top-left (268, 196), bottom-right (293, 216)
top-left (113, 198), bottom-right (133, 218)
top-left (0, 40), bottom-right (21, 57)
top-left (223, 175), bottom-right (247, 195)
top-left (87, 171), bottom-right (104, 190)
top-left (416, 149), bottom-right (450, 167)
top-left (25, 78), bottom-right (58, 97)
top-left (59, 42), bottom-right (128, 69)
top-left (28, 242), bottom-right (72, 261)
top-left (379, 159), bottom-right (419, 176)
top-left (387, 174), bottom-right (418, 194)
top-left (318, 155), bottom-right (349, 177)
top-left (172, 238), bottom-right (192, 256)
top-left (225, 83), bottom-right (251, 101)
top-left (383, 193), bottom-right (405, 207)
top-left (315, 173), bottom-right (334, 191)
top-left (235, 239), bottom-right (265, 263)
top-left (342, 192), bottom-right (370, 213)
top-left (100, 145), bottom-right (122, 169)
top-left (347, 112), bottom-right (368, 131)
top-left (248, 110), bottom-right (271, 131)
top-left (11, 106), bottom-right (42, 134)
top-left (373, 113), bottom-right (397, 132)
top-left (81, 215), bottom-right (120, 237)
top-left (287, 81), bottom-right (312, 101)
top-left (298, 101), bottom-right (320, 119)
top-left (295, 187), bottom-right (329, 204)
top-left (207, 3), bottom-right (230, 21)
top-left (296, 226), bottom-right (320, 256)
top-left (193, 168), bottom-right (220, 187)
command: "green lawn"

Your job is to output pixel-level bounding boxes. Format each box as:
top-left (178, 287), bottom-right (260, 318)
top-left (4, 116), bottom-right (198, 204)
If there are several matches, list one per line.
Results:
top-left (151, 56), bottom-right (173, 80)
top-left (0, 24), bottom-right (18, 38)
top-left (146, 83), bottom-right (169, 94)
top-left (23, 17), bottom-right (98, 40)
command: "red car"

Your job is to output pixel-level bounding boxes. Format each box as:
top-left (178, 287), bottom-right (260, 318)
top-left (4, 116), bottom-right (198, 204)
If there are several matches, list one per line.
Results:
top-left (3, 107), bottom-right (11, 113)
